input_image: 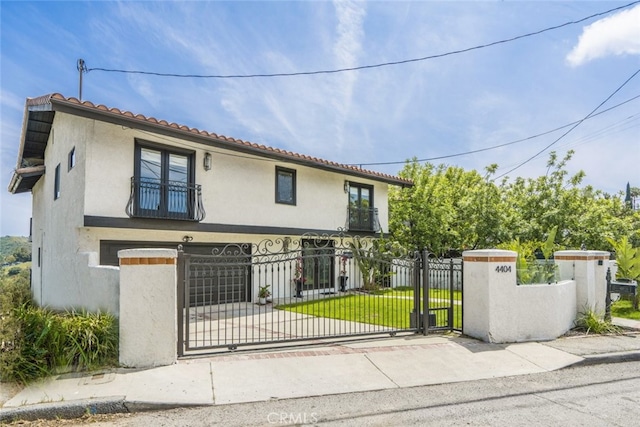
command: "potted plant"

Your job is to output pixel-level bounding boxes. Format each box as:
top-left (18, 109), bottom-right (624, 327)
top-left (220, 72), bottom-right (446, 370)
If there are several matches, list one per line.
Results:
top-left (292, 257), bottom-right (305, 298)
top-left (339, 253), bottom-right (350, 292)
top-left (258, 284), bottom-right (271, 305)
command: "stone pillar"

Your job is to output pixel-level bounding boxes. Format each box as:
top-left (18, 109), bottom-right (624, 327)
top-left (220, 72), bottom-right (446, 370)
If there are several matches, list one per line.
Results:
top-left (554, 251), bottom-right (610, 318)
top-left (118, 248), bottom-right (177, 368)
top-left (462, 249), bottom-right (517, 343)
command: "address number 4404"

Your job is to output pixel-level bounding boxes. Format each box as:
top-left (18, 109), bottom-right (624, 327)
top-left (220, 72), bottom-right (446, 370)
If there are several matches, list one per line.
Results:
top-left (495, 265), bottom-right (512, 273)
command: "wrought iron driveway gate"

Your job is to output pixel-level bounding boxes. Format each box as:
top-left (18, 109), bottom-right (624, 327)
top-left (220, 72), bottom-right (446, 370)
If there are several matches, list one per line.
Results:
top-left (177, 233), bottom-right (462, 356)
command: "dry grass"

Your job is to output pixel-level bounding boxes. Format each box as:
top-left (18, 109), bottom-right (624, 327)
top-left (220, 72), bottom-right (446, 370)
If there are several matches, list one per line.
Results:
top-left (4, 413), bottom-right (132, 426)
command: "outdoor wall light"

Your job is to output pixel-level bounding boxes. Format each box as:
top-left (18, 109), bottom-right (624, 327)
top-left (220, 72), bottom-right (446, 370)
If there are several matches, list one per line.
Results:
top-left (344, 180), bottom-right (350, 193)
top-left (182, 235), bottom-right (193, 242)
top-left (203, 152), bottom-right (212, 171)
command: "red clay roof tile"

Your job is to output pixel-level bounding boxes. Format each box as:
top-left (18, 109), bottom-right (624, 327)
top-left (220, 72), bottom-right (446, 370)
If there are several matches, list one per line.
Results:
top-left (27, 93), bottom-right (412, 186)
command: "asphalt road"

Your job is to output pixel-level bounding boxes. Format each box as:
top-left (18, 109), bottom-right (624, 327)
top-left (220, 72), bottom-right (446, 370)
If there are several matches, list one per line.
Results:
top-left (10, 361), bottom-right (640, 426)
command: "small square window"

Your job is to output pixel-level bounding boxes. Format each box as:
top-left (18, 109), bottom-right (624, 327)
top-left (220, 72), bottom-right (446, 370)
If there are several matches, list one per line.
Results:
top-left (68, 147), bottom-right (76, 171)
top-left (54, 164), bottom-right (61, 200)
top-left (275, 167), bottom-right (296, 205)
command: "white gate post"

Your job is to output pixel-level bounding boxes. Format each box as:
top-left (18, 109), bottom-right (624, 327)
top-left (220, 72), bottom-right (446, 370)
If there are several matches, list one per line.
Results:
top-left (462, 249), bottom-right (517, 343)
top-left (118, 248), bottom-right (177, 368)
top-left (554, 250), bottom-right (610, 318)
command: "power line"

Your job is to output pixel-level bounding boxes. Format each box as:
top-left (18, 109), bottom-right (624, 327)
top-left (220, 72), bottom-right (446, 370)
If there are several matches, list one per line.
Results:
top-left (83, 1), bottom-right (640, 79)
top-left (351, 94), bottom-right (640, 167)
top-left (494, 67), bottom-right (640, 180)
top-left (555, 113), bottom-right (640, 151)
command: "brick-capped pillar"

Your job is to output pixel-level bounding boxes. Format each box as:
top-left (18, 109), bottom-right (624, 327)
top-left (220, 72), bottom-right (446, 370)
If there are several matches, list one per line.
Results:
top-left (554, 250), bottom-right (610, 318)
top-left (118, 248), bottom-right (177, 368)
top-left (462, 249), bottom-right (517, 342)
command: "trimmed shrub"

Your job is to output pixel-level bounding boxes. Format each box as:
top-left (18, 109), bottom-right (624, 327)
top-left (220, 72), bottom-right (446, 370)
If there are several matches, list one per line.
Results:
top-left (1, 273), bottom-right (118, 383)
top-left (574, 309), bottom-right (620, 335)
top-left (5, 307), bottom-right (118, 383)
top-left (0, 270), bottom-right (32, 382)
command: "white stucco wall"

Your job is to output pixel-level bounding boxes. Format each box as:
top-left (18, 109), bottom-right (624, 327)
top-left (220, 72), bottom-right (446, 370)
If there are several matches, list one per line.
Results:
top-left (555, 251), bottom-right (610, 318)
top-left (30, 114), bottom-right (89, 310)
top-left (608, 260), bottom-right (618, 280)
top-left (31, 179), bottom-right (44, 306)
top-left (462, 250), bottom-right (509, 342)
top-left (80, 118), bottom-right (391, 232)
top-left (593, 252), bottom-right (610, 316)
top-left (494, 280), bottom-right (577, 342)
top-left (463, 250), bottom-right (577, 343)
top-left (118, 248), bottom-right (177, 368)
top-left (29, 111), bottom-right (395, 315)
top-left (78, 252), bottom-right (120, 315)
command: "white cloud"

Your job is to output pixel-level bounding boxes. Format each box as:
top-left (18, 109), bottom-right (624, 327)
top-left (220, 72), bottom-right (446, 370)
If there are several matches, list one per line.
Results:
top-left (330, 0), bottom-right (366, 149)
top-left (567, 4), bottom-right (640, 67)
top-left (0, 89), bottom-right (24, 112)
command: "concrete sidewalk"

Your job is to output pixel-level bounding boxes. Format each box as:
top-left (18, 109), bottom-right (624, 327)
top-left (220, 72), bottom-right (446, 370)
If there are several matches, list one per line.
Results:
top-left (2, 319), bottom-right (640, 422)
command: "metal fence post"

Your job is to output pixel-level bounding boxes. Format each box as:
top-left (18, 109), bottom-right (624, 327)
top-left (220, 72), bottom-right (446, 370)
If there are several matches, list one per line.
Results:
top-left (176, 245), bottom-right (185, 358)
top-left (449, 257), bottom-right (454, 331)
top-left (412, 252), bottom-right (421, 333)
top-left (460, 259), bottom-right (464, 333)
top-left (605, 267), bottom-right (611, 322)
top-left (422, 249), bottom-right (430, 335)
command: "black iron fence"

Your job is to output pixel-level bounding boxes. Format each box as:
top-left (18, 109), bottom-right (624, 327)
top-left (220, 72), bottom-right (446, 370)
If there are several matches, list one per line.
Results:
top-left (177, 234), bottom-right (462, 356)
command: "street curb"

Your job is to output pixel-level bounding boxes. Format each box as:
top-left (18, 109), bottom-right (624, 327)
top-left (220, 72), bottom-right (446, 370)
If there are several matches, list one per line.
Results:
top-left (0, 397), bottom-right (212, 423)
top-left (568, 350), bottom-right (640, 367)
top-left (0, 396), bottom-right (128, 423)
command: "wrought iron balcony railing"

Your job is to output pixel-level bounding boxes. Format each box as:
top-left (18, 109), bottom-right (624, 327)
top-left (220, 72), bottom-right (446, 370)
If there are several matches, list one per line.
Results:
top-left (126, 177), bottom-right (206, 221)
top-left (347, 206), bottom-right (380, 232)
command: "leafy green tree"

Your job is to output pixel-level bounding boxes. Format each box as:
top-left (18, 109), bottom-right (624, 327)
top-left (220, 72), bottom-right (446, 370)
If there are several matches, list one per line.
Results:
top-left (631, 186), bottom-right (640, 210)
top-left (389, 151), bottom-right (638, 254)
top-left (12, 247), bottom-right (31, 263)
top-left (498, 151), bottom-right (638, 250)
top-left (1, 236), bottom-right (30, 265)
top-left (390, 160), bottom-right (505, 255)
top-left (607, 236), bottom-right (640, 281)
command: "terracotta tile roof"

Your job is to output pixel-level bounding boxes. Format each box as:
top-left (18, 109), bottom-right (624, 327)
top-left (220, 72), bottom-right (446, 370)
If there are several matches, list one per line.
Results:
top-left (30, 93), bottom-right (412, 187)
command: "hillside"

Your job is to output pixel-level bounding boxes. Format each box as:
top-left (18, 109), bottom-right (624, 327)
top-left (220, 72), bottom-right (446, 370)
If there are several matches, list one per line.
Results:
top-left (1, 236), bottom-right (31, 264)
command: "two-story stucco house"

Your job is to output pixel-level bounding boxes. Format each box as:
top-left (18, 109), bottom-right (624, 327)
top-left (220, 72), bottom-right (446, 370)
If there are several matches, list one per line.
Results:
top-left (8, 93), bottom-right (411, 314)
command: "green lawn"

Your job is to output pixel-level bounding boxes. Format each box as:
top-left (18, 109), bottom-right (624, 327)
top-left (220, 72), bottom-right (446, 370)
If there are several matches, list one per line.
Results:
top-left (369, 287), bottom-right (462, 301)
top-left (278, 294), bottom-right (415, 328)
top-left (277, 289), bottom-right (461, 329)
top-left (611, 300), bottom-right (640, 321)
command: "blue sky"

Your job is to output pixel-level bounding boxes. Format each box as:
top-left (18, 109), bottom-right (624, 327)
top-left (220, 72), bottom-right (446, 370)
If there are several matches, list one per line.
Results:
top-left (1, 1), bottom-right (639, 237)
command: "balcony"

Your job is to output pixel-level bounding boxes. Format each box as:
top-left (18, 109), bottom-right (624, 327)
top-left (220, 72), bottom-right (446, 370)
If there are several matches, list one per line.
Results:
top-left (347, 206), bottom-right (380, 232)
top-left (126, 177), bottom-right (206, 221)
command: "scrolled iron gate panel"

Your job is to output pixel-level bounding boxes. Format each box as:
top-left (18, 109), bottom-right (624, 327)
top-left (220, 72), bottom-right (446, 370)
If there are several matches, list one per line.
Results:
top-left (424, 256), bottom-right (463, 332)
top-left (177, 233), bottom-right (437, 355)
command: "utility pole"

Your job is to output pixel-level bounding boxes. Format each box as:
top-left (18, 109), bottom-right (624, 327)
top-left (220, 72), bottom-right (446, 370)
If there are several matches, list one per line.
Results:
top-left (77, 59), bottom-right (86, 100)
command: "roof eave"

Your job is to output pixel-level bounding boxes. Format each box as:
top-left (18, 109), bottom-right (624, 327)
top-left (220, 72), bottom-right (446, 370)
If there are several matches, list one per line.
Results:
top-left (46, 95), bottom-right (413, 187)
top-left (8, 165), bottom-right (45, 194)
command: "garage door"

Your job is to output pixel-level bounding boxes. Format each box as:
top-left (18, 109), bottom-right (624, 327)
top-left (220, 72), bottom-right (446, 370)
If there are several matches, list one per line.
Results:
top-left (186, 247), bottom-right (252, 307)
top-left (100, 240), bottom-right (250, 306)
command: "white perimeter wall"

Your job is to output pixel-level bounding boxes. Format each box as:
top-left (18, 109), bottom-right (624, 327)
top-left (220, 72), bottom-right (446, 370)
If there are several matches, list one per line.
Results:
top-left (462, 249), bottom-right (603, 343)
